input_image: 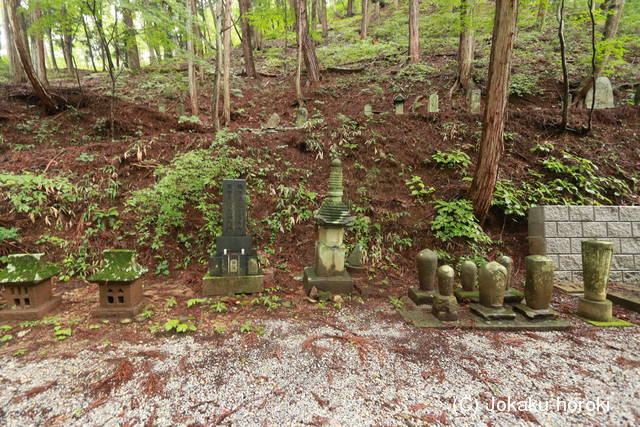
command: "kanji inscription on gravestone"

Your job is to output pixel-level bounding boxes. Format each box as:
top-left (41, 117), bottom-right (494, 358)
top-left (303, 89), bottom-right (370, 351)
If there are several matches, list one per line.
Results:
top-left (223, 179), bottom-right (247, 236)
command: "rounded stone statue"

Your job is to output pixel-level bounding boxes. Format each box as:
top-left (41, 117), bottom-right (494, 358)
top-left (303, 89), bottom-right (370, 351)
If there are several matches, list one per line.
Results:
top-left (478, 262), bottom-right (508, 308)
top-left (581, 240), bottom-right (614, 302)
top-left (496, 255), bottom-right (513, 290)
top-left (524, 255), bottom-right (554, 310)
top-left (437, 265), bottom-right (455, 296)
top-left (460, 261), bottom-right (478, 292)
top-left (417, 249), bottom-right (438, 292)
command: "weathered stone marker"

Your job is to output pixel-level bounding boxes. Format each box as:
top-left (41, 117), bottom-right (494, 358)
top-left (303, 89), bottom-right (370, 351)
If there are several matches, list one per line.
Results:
top-left (296, 107), bottom-right (309, 127)
top-left (577, 240), bottom-right (614, 321)
top-left (496, 255), bottom-right (524, 303)
top-left (408, 249), bottom-right (437, 305)
top-left (469, 89), bottom-right (481, 114)
top-left (432, 265), bottom-right (459, 321)
top-left (204, 180), bottom-right (264, 296)
top-left (461, 261), bottom-right (477, 292)
top-left (90, 250), bottom-right (147, 318)
top-left (265, 113), bottom-right (281, 129)
top-left (585, 76), bottom-right (615, 109)
top-left (364, 104), bottom-right (372, 117)
top-left (470, 261), bottom-right (516, 320)
top-left (0, 254), bottom-right (61, 320)
top-left (514, 255), bottom-right (558, 319)
top-left (427, 93), bottom-right (439, 113)
top-left (303, 159), bottom-right (355, 294)
top-left (346, 244), bottom-right (364, 269)
top-left (393, 94), bottom-right (405, 115)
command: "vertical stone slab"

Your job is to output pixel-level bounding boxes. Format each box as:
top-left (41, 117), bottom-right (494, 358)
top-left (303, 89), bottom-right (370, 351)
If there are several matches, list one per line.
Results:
top-left (496, 255), bottom-right (513, 290)
top-left (417, 249), bottom-right (438, 292)
top-left (581, 240), bottom-right (613, 302)
top-left (364, 104), bottom-right (372, 117)
top-left (585, 76), bottom-right (614, 109)
top-left (469, 89), bottom-right (481, 114)
top-left (222, 179), bottom-right (247, 236)
top-left (427, 93), bottom-right (439, 113)
top-left (478, 262), bottom-right (508, 308)
top-left (460, 261), bottom-right (477, 292)
top-left (524, 255), bottom-right (554, 310)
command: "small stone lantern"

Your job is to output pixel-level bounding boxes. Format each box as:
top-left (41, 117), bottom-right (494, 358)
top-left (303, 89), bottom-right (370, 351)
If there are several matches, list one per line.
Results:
top-left (90, 250), bottom-right (147, 318)
top-left (303, 158), bottom-right (355, 294)
top-left (0, 254), bottom-right (61, 320)
top-left (393, 94), bottom-right (405, 115)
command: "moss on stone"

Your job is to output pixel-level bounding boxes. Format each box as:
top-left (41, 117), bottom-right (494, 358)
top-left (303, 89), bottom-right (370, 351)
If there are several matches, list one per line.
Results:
top-left (89, 250), bottom-right (147, 283)
top-left (0, 253), bottom-right (59, 284)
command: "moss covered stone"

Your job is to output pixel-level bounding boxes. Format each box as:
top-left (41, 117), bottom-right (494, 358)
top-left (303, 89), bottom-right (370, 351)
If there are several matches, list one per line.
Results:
top-left (89, 250), bottom-right (147, 283)
top-left (0, 254), bottom-right (59, 285)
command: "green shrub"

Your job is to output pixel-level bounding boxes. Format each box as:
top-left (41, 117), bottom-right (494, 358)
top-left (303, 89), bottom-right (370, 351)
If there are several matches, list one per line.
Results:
top-left (431, 199), bottom-right (492, 245)
top-left (431, 150), bottom-right (472, 170)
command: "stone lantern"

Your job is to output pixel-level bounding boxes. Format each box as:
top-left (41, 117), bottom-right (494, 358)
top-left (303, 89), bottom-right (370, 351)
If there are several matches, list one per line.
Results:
top-left (0, 254), bottom-right (61, 320)
top-left (393, 94), bottom-right (405, 115)
top-left (90, 250), bottom-right (147, 318)
top-left (303, 158), bottom-right (355, 294)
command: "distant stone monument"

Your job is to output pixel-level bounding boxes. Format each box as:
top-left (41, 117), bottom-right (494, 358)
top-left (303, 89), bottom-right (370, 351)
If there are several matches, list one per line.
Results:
top-left (203, 180), bottom-right (264, 296)
top-left (577, 240), bottom-right (614, 322)
top-left (514, 255), bottom-right (558, 319)
top-left (585, 76), bottom-right (615, 109)
top-left (408, 249), bottom-right (437, 305)
top-left (90, 250), bottom-right (147, 318)
top-left (296, 107), bottom-right (309, 127)
top-left (393, 94), bottom-right (405, 115)
top-left (364, 104), bottom-right (372, 117)
top-left (265, 113), bottom-right (281, 129)
top-left (470, 261), bottom-right (516, 320)
top-left (303, 159), bottom-right (355, 294)
top-left (427, 93), bottom-right (439, 113)
top-left (0, 254), bottom-right (61, 320)
top-left (346, 244), bottom-right (365, 269)
top-left (432, 265), bottom-right (459, 321)
top-left (496, 255), bottom-right (524, 303)
top-left (469, 89), bottom-right (481, 114)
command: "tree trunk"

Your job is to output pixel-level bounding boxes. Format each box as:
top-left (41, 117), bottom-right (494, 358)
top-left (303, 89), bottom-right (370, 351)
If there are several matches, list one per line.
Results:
top-left (468, 0), bottom-right (519, 223)
top-left (2, 0), bottom-right (26, 82)
top-left (455, 0), bottom-right (475, 94)
top-left (239, 0), bottom-right (258, 78)
top-left (47, 28), bottom-right (59, 72)
top-left (223, 0), bottom-right (232, 124)
top-left (208, 0), bottom-right (222, 130)
top-left (557, 0), bottom-right (570, 130)
top-left (573, 0), bottom-right (625, 106)
top-left (122, 7), bottom-right (141, 70)
top-left (320, 0), bottom-right (328, 39)
top-left (6, 0), bottom-right (59, 113)
top-left (360, 0), bottom-right (369, 40)
top-left (34, 9), bottom-right (48, 85)
top-left (294, 0), bottom-right (321, 82)
top-left (311, 0), bottom-right (318, 30)
top-left (81, 16), bottom-right (98, 72)
top-left (536, 0), bottom-right (547, 30)
top-left (186, 0), bottom-right (199, 115)
top-left (61, 33), bottom-right (75, 75)
top-left (347, 0), bottom-right (354, 17)
top-left (408, 0), bottom-right (420, 62)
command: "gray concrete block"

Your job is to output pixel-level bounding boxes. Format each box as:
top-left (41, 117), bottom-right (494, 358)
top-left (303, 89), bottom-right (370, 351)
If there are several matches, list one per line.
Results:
top-left (619, 206), bottom-right (640, 222)
top-left (555, 270), bottom-right (572, 283)
top-left (543, 206), bottom-right (569, 221)
top-left (594, 206), bottom-right (619, 221)
top-left (607, 222), bottom-right (633, 238)
top-left (528, 206), bottom-right (545, 224)
top-left (546, 238), bottom-right (571, 254)
top-left (572, 271), bottom-right (583, 283)
top-left (612, 255), bottom-right (635, 271)
top-left (632, 222), bottom-right (640, 237)
top-left (557, 222), bottom-right (583, 237)
top-left (569, 206), bottom-right (594, 221)
top-left (620, 238), bottom-right (640, 254)
top-left (582, 222), bottom-right (608, 238)
top-left (558, 254), bottom-right (582, 270)
top-left (548, 255), bottom-right (560, 269)
top-left (609, 271), bottom-right (623, 282)
top-left (544, 222), bottom-right (557, 237)
top-left (622, 271), bottom-right (640, 283)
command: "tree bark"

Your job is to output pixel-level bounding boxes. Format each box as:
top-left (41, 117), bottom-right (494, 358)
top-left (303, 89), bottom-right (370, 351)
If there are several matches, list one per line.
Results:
top-left (208, 0), bottom-right (222, 130)
top-left (408, 0), bottom-right (420, 62)
top-left (347, 0), bottom-right (355, 17)
top-left (47, 28), bottom-right (59, 72)
top-left (320, 0), bottom-right (328, 38)
top-left (32, 9), bottom-right (48, 85)
top-left (186, 0), bottom-right (199, 115)
top-left (6, 0), bottom-right (59, 113)
top-left (122, 7), bottom-right (141, 70)
top-left (2, 0), bottom-right (26, 82)
top-left (239, 0), bottom-right (258, 78)
top-left (573, 0), bottom-right (625, 106)
top-left (81, 15), bottom-right (98, 72)
top-left (360, 0), bottom-right (369, 40)
top-left (557, 0), bottom-right (570, 130)
top-left (293, 0), bottom-right (321, 82)
top-left (468, 0), bottom-right (519, 223)
top-left (223, 0), bottom-right (232, 123)
top-left (536, 0), bottom-right (547, 30)
top-left (455, 0), bottom-right (475, 94)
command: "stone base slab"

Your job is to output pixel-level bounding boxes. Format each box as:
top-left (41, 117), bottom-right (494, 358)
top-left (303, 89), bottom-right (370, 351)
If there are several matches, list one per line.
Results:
top-left (470, 303), bottom-right (516, 321)
top-left (454, 289), bottom-right (523, 304)
top-left (577, 297), bottom-right (612, 322)
top-left (455, 289), bottom-right (478, 302)
top-left (408, 287), bottom-right (435, 305)
top-left (93, 299), bottom-right (146, 319)
top-left (303, 267), bottom-right (353, 294)
top-left (0, 296), bottom-right (62, 321)
top-left (607, 291), bottom-right (640, 314)
top-left (202, 274), bottom-right (264, 296)
top-left (513, 303), bottom-right (558, 320)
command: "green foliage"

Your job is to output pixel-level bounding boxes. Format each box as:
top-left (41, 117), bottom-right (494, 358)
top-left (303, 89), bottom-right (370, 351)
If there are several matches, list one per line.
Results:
top-left (53, 326), bottom-right (72, 341)
top-left (126, 137), bottom-right (249, 249)
top-left (509, 73), bottom-right (542, 97)
top-left (395, 63), bottom-right (438, 83)
top-left (209, 301), bottom-right (228, 313)
top-left (431, 200), bottom-right (492, 245)
top-left (317, 41), bottom-right (402, 68)
top-left (165, 297), bottom-right (177, 308)
top-left (0, 334), bottom-right (12, 343)
top-left (59, 245), bottom-right (92, 281)
top-left (389, 297), bottom-right (404, 310)
top-left (405, 176), bottom-right (435, 198)
top-left (431, 150), bottom-right (472, 170)
top-left (92, 207), bottom-right (120, 231)
top-left (75, 152), bottom-right (95, 162)
top-left (0, 227), bottom-right (20, 242)
top-left (263, 183), bottom-right (317, 239)
top-left (186, 298), bottom-right (205, 308)
top-left (178, 115), bottom-right (201, 124)
top-left (530, 142), bottom-right (554, 154)
top-left (163, 318), bottom-right (197, 333)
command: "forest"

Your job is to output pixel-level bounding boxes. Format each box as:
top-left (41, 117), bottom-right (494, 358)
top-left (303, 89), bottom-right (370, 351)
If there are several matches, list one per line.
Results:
top-left (0, 0), bottom-right (639, 424)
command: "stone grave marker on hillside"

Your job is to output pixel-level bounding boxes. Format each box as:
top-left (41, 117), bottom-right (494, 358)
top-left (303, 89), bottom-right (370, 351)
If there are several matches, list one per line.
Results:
top-left (427, 93), bottom-right (439, 113)
top-left (432, 265), bottom-right (459, 321)
top-left (0, 254), bottom-right (61, 320)
top-left (470, 261), bottom-right (516, 320)
top-left (585, 76), bottom-right (615, 109)
top-left (394, 94), bottom-right (405, 115)
top-left (203, 179), bottom-right (264, 296)
top-left (469, 89), bottom-right (481, 114)
top-left (364, 104), bottom-right (372, 117)
top-left (409, 249), bottom-right (437, 305)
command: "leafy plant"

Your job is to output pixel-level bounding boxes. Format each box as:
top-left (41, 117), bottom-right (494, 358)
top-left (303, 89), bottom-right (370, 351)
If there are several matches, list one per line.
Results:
top-left (209, 301), bottom-right (228, 313)
top-left (165, 297), bottom-right (177, 308)
top-left (431, 200), bottom-right (492, 245)
top-left (53, 326), bottom-right (72, 341)
top-left (431, 150), bottom-right (472, 170)
top-left (0, 334), bottom-right (12, 343)
top-left (0, 227), bottom-right (20, 242)
top-left (163, 318), bottom-right (197, 333)
top-left (75, 152), bottom-right (96, 162)
top-left (389, 297), bottom-right (404, 309)
top-left (405, 176), bottom-right (435, 198)
top-left (186, 298), bottom-right (206, 308)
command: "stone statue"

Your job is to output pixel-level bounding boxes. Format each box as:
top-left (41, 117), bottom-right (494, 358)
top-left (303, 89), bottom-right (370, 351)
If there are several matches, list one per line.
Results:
top-left (432, 265), bottom-right (458, 321)
top-left (577, 240), bottom-right (614, 322)
top-left (470, 261), bottom-right (516, 320)
top-left (514, 255), bottom-right (558, 319)
top-left (409, 249), bottom-right (437, 305)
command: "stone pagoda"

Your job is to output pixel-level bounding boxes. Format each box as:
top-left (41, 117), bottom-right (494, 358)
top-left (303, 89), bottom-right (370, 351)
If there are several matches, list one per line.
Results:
top-left (0, 253), bottom-right (61, 320)
top-left (303, 158), bottom-right (355, 294)
top-left (203, 179), bottom-right (264, 296)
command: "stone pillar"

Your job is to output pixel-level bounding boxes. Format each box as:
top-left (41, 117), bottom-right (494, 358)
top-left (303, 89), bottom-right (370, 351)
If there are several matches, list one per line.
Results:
top-left (496, 255), bottom-right (524, 303)
top-left (427, 93), bottom-right (439, 113)
top-left (496, 255), bottom-right (513, 289)
top-left (577, 240), bottom-right (614, 321)
top-left (409, 249), bottom-right (437, 305)
top-left (460, 261), bottom-right (477, 292)
top-left (433, 265), bottom-right (458, 321)
top-left (364, 104), bottom-right (372, 117)
top-left (514, 255), bottom-right (558, 319)
top-left (470, 261), bottom-right (516, 320)
top-left (469, 89), bottom-right (481, 114)
top-left (394, 94), bottom-right (405, 115)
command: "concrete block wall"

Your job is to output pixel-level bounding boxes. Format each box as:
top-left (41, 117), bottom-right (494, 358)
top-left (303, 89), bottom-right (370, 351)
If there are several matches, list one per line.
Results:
top-left (528, 205), bottom-right (640, 284)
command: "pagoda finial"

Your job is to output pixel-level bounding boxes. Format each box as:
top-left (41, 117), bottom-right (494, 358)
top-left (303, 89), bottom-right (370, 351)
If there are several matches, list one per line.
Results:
top-left (327, 158), bottom-right (343, 202)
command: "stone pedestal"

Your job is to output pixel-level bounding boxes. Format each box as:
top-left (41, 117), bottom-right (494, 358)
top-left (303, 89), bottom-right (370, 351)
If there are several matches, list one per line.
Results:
top-left (409, 249), bottom-right (437, 305)
top-left (0, 254), bottom-right (61, 320)
top-left (203, 179), bottom-right (264, 296)
top-left (471, 261), bottom-right (515, 320)
top-left (514, 255), bottom-right (558, 319)
top-left (577, 240), bottom-right (614, 322)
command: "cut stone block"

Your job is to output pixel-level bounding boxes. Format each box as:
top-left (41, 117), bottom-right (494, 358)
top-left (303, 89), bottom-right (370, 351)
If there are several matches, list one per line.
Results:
top-left (469, 303), bottom-right (516, 321)
top-left (303, 267), bottom-right (353, 294)
top-left (203, 274), bottom-right (265, 296)
top-left (585, 76), bottom-right (614, 109)
top-left (577, 297), bottom-right (612, 322)
top-left (513, 303), bottom-right (558, 320)
top-left (409, 287), bottom-right (435, 305)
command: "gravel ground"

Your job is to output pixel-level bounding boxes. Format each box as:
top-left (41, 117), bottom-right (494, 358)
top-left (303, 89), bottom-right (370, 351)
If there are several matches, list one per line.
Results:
top-left (1, 306), bottom-right (639, 426)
